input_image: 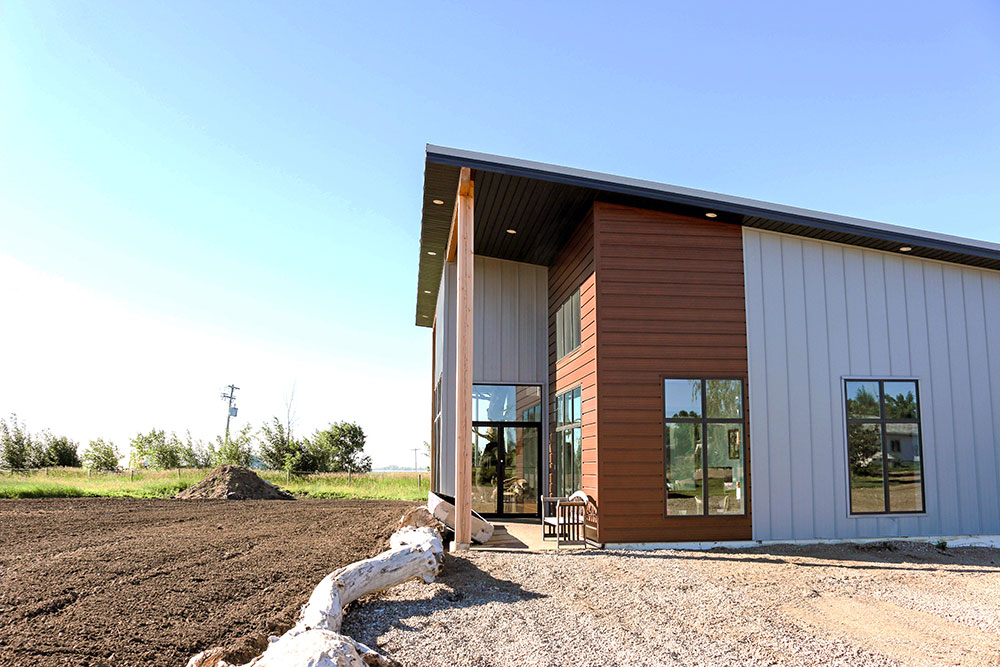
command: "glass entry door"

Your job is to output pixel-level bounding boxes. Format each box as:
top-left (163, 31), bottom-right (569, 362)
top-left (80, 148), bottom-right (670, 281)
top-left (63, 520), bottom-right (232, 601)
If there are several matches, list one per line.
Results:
top-left (472, 424), bottom-right (541, 517)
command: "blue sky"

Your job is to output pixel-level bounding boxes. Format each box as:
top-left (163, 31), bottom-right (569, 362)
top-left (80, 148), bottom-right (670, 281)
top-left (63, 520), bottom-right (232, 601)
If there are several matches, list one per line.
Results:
top-left (1, 1), bottom-right (998, 465)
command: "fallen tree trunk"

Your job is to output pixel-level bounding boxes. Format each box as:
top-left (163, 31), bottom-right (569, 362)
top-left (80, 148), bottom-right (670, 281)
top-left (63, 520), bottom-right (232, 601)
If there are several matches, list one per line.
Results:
top-left (187, 524), bottom-right (444, 667)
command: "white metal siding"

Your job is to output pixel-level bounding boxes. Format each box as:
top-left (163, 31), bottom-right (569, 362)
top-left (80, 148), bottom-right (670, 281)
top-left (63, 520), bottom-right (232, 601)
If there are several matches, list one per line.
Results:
top-left (433, 256), bottom-right (549, 497)
top-left (744, 228), bottom-right (1000, 540)
top-left (434, 262), bottom-right (456, 495)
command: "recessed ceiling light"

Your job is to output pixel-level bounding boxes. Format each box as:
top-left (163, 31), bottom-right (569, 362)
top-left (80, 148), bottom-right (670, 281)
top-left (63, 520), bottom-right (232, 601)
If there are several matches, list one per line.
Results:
top-left (427, 251), bottom-right (437, 256)
top-left (705, 212), bottom-right (718, 218)
top-left (423, 290), bottom-right (431, 294)
top-left (421, 315), bottom-right (429, 318)
top-left (432, 199), bottom-right (444, 205)
top-left (506, 229), bottom-right (517, 234)
top-left (899, 246), bottom-right (912, 252)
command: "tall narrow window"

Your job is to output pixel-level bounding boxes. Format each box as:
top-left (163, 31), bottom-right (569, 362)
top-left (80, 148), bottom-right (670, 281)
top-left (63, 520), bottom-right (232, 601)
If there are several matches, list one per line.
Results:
top-left (555, 289), bottom-right (581, 360)
top-left (664, 379), bottom-right (746, 516)
top-left (432, 377), bottom-right (442, 490)
top-left (845, 379), bottom-right (925, 514)
top-left (555, 386), bottom-right (582, 495)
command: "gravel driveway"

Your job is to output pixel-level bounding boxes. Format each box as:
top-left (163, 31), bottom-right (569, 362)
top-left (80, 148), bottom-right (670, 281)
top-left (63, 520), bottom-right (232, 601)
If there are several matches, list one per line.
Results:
top-left (343, 542), bottom-right (1000, 666)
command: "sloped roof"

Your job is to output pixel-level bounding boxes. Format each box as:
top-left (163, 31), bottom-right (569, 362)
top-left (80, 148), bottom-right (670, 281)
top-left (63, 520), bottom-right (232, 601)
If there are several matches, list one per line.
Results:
top-left (415, 145), bottom-right (1000, 326)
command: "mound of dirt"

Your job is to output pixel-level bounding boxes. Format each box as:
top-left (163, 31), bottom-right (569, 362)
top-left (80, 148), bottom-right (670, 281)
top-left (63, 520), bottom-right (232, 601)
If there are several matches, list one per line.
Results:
top-left (175, 465), bottom-right (294, 500)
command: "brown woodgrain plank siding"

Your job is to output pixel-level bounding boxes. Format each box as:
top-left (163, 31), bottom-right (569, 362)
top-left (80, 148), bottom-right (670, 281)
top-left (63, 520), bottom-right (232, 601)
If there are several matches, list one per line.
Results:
top-left (548, 208), bottom-right (599, 536)
top-left (593, 202), bottom-right (751, 544)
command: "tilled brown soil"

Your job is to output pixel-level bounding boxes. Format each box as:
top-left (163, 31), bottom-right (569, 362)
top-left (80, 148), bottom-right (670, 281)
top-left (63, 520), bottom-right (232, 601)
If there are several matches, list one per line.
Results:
top-left (0, 498), bottom-right (416, 667)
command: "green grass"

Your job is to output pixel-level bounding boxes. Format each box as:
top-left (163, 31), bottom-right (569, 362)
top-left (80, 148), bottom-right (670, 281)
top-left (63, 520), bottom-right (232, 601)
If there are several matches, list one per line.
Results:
top-left (0, 467), bottom-right (428, 501)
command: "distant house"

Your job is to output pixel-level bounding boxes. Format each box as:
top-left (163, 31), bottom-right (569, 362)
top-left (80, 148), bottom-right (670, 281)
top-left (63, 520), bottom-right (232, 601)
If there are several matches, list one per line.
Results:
top-left (415, 146), bottom-right (1000, 548)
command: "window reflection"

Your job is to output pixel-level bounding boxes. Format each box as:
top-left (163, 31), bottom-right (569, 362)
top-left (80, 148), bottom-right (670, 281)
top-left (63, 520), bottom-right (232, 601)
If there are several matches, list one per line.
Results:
top-left (664, 379), bottom-right (745, 517)
top-left (472, 385), bottom-right (541, 422)
top-left (664, 379), bottom-right (701, 418)
top-left (844, 379), bottom-right (924, 514)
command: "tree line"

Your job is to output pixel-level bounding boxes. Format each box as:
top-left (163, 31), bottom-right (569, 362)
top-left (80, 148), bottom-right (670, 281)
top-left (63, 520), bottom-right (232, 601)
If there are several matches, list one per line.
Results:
top-left (0, 413), bottom-right (371, 474)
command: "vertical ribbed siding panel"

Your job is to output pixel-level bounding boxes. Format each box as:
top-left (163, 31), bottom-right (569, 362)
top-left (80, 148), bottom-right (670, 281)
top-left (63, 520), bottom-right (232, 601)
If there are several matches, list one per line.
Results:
top-left (782, 238), bottom-right (814, 539)
top-left (922, 265), bottom-right (961, 534)
top-left (962, 271), bottom-right (1000, 529)
top-left (743, 230), bottom-right (770, 540)
top-left (472, 256), bottom-right (548, 386)
top-left (901, 259), bottom-right (939, 535)
top-left (435, 263), bottom-right (457, 497)
top-left (438, 257), bottom-right (548, 497)
top-left (759, 232), bottom-right (792, 538)
top-left (982, 274), bottom-right (1000, 526)
top-left (482, 260), bottom-right (502, 382)
top-left (745, 228), bottom-right (1000, 540)
top-left (802, 240), bottom-right (836, 539)
top-left (821, 244), bottom-right (857, 538)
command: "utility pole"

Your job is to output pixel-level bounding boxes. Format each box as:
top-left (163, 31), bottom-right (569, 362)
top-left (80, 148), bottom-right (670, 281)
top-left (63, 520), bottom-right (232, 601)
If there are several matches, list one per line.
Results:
top-left (221, 384), bottom-right (240, 444)
top-left (411, 447), bottom-right (420, 472)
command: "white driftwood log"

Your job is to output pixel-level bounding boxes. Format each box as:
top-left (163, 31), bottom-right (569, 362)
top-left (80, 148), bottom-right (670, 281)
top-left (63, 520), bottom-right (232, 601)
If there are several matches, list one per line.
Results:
top-left (427, 491), bottom-right (494, 544)
top-left (187, 524), bottom-right (444, 667)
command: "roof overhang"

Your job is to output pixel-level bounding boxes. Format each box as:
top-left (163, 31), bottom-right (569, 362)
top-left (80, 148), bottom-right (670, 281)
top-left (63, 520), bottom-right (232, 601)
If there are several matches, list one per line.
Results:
top-left (415, 145), bottom-right (1000, 326)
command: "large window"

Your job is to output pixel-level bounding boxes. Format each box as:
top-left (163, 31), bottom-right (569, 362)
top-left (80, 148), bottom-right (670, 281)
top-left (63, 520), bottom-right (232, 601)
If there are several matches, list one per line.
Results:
top-left (471, 384), bottom-right (542, 516)
top-left (554, 386), bottom-right (582, 496)
top-left (664, 379), bottom-right (746, 516)
top-left (845, 379), bottom-right (925, 514)
top-left (555, 289), bottom-right (581, 360)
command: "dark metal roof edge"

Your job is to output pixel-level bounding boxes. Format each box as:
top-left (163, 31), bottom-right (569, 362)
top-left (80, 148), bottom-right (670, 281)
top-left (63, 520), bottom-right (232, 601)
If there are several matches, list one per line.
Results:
top-left (425, 144), bottom-right (1000, 263)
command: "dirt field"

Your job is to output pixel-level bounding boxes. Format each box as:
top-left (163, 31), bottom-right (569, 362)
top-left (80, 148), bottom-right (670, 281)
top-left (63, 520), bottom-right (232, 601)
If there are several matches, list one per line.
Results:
top-left (0, 497), bottom-right (415, 666)
top-left (345, 542), bottom-right (1000, 667)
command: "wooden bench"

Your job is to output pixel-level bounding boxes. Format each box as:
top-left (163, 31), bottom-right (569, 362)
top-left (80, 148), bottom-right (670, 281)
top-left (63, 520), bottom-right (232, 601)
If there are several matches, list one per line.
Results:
top-left (541, 490), bottom-right (587, 549)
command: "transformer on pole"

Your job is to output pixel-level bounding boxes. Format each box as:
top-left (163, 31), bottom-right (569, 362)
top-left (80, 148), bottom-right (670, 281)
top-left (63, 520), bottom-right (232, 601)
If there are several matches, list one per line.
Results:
top-left (221, 384), bottom-right (240, 444)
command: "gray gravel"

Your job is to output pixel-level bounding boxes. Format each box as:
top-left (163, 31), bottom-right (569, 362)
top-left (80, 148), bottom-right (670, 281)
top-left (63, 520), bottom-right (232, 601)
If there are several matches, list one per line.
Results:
top-left (342, 542), bottom-right (1000, 666)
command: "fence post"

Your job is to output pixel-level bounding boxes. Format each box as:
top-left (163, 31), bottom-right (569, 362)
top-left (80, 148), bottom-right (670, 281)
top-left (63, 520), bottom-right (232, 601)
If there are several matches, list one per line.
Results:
top-left (130, 469), bottom-right (134, 482)
top-left (348, 470), bottom-right (352, 484)
top-left (177, 468), bottom-right (180, 480)
top-left (286, 469), bottom-right (290, 484)
top-left (418, 473), bottom-right (421, 489)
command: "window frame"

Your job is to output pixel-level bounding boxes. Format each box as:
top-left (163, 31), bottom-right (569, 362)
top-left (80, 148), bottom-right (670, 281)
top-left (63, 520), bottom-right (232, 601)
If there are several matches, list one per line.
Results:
top-left (471, 382), bottom-right (544, 517)
top-left (432, 376), bottom-right (443, 491)
top-left (842, 377), bottom-right (927, 516)
top-left (555, 288), bottom-right (581, 361)
top-left (554, 385), bottom-right (583, 497)
top-left (662, 376), bottom-right (749, 518)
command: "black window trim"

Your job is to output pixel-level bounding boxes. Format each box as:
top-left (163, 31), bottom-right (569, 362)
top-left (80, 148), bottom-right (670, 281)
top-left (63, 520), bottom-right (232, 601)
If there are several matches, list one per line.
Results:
top-left (662, 376), bottom-right (749, 519)
top-left (843, 376), bottom-right (927, 516)
top-left (554, 385), bottom-right (583, 497)
top-left (555, 288), bottom-right (581, 361)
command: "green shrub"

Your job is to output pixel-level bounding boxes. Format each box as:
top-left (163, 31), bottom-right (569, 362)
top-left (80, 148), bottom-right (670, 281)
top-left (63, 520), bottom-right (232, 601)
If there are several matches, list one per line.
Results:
top-left (38, 433), bottom-right (82, 467)
top-left (213, 424), bottom-right (253, 467)
top-left (0, 414), bottom-right (33, 469)
top-left (129, 429), bottom-right (188, 469)
top-left (306, 422), bottom-right (372, 473)
top-left (257, 417), bottom-right (301, 471)
top-left (83, 438), bottom-right (120, 471)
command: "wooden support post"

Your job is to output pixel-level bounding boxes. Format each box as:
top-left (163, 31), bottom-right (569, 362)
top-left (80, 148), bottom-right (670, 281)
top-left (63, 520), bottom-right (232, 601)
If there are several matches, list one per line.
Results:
top-left (453, 167), bottom-right (474, 551)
